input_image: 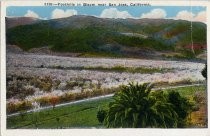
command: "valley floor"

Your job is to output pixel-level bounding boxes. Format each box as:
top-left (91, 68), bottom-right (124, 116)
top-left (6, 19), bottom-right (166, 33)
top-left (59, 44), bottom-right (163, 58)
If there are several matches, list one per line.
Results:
top-left (7, 52), bottom-right (205, 102)
top-left (6, 52), bottom-right (207, 128)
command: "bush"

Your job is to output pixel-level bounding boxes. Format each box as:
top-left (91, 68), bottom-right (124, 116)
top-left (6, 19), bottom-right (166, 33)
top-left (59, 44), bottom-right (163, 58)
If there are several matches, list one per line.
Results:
top-left (167, 91), bottom-right (193, 127)
top-left (36, 97), bottom-right (50, 107)
top-left (59, 93), bottom-right (76, 103)
top-left (7, 101), bottom-right (32, 114)
top-left (97, 108), bottom-right (107, 123)
top-left (30, 76), bottom-right (53, 92)
top-left (65, 81), bottom-right (79, 89)
top-left (19, 86), bottom-right (36, 100)
top-left (7, 102), bottom-right (17, 113)
top-left (74, 93), bottom-right (85, 100)
top-left (7, 78), bottom-right (35, 99)
top-left (49, 96), bottom-right (60, 109)
top-left (201, 64), bottom-right (207, 79)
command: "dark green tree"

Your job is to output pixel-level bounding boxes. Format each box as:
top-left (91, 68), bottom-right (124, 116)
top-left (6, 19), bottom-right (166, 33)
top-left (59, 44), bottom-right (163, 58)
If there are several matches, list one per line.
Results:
top-left (167, 91), bottom-right (193, 127)
top-left (201, 63), bottom-right (207, 79)
top-left (104, 82), bottom-right (178, 128)
top-left (97, 108), bottom-right (107, 123)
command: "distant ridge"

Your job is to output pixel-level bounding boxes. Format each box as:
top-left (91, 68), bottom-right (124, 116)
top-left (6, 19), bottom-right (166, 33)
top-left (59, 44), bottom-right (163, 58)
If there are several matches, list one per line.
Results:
top-left (6, 15), bottom-right (207, 60)
top-left (6, 17), bottom-right (40, 29)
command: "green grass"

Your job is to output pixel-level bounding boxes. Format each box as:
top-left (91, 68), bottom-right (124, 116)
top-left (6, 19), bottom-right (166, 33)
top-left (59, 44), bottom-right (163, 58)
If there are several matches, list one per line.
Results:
top-left (7, 85), bottom-right (206, 129)
top-left (7, 98), bottom-right (113, 129)
top-left (163, 85), bottom-right (206, 98)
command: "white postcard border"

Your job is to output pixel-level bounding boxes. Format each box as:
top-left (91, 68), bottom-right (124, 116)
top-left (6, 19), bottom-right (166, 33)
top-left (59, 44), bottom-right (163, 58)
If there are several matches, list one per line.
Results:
top-left (1, 1), bottom-right (210, 136)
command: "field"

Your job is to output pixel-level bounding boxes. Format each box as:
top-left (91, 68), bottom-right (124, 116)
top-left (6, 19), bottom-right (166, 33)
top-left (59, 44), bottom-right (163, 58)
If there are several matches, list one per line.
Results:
top-left (7, 85), bottom-right (207, 128)
top-left (6, 52), bottom-right (206, 113)
top-left (6, 44), bottom-right (207, 129)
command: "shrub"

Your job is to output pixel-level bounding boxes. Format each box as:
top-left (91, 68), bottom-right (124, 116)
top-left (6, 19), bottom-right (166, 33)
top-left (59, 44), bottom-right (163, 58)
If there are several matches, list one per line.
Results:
top-left (92, 89), bottom-right (103, 97)
top-left (54, 80), bottom-right (61, 89)
top-left (36, 97), bottom-right (50, 107)
top-left (193, 91), bottom-right (205, 103)
top-left (49, 96), bottom-right (60, 109)
top-left (30, 76), bottom-right (53, 92)
top-left (19, 101), bottom-right (32, 111)
top-left (7, 101), bottom-right (32, 114)
top-left (59, 93), bottom-right (76, 103)
top-left (201, 64), bottom-right (207, 79)
top-left (7, 78), bottom-right (35, 99)
top-left (167, 91), bottom-right (193, 127)
top-left (7, 102), bottom-right (17, 113)
top-left (65, 78), bottom-right (93, 90)
top-left (65, 81), bottom-right (79, 89)
top-left (74, 93), bottom-right (85, 100)
top-left (19, 86), bottom-right (36, 100)
top-left (97, 108), bottom-right (107, 123)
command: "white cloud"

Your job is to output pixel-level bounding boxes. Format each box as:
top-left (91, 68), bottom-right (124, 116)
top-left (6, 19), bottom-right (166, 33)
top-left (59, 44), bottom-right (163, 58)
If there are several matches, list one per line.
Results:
top-left (100, 8), bottom-right (132, 19)
top-left (174, 10), bottom-right (206, 23)
top-left (24, 10), bottom-right (40, 18)
top-left (51, 9), bottom-right (77, 19)
top-left (194, 11), bottom-right (206, 23)
top-left (175, 10), bottom-right (195, 21)
top-left (140, 9), bottom-right (167, 19)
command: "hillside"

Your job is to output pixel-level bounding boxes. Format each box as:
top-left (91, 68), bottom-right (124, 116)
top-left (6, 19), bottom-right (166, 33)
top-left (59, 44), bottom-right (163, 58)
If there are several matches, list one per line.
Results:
top-left (5, 17), bottom-right (40, 29)
top-left (6, 15), bottom-right (207, 59)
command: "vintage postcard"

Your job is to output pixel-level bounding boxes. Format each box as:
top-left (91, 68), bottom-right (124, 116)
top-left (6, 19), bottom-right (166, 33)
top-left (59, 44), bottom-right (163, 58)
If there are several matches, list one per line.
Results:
top-left (0, 0), bottom-right (210, 136)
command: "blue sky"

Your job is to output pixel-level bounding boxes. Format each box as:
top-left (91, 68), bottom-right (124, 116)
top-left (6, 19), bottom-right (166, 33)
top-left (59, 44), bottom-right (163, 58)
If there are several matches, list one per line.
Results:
top-left (6, 6), bottom-right (206, 22)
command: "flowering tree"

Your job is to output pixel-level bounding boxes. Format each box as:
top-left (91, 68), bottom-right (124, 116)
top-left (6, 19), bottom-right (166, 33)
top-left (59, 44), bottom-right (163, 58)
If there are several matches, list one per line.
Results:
top-left (49, 96), bottom-right (59, 109)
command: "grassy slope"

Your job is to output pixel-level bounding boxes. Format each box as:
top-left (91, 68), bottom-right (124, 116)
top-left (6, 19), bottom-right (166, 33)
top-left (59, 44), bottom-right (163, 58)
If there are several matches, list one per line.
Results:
top-left (7, 85), bottom-right (206, 129)
top-left (7, 25), bottom-right (172, 51)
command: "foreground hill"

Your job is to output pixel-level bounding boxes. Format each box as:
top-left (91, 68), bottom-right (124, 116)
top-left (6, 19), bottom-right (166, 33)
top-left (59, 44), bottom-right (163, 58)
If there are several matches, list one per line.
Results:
top-left (6, 15), bottom-right (207, 60)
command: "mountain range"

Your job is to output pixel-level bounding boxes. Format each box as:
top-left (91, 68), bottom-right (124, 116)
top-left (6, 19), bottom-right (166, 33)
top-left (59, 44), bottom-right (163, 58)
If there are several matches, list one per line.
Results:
top-left (6, 15), bottom-right (207, 60)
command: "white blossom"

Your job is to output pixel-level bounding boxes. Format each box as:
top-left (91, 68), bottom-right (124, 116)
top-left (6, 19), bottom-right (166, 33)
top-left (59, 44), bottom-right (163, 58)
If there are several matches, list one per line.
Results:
top-left (32, 101), bottom-right (40, 112)
top-left (7, 53), bottom-right (206, 104)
